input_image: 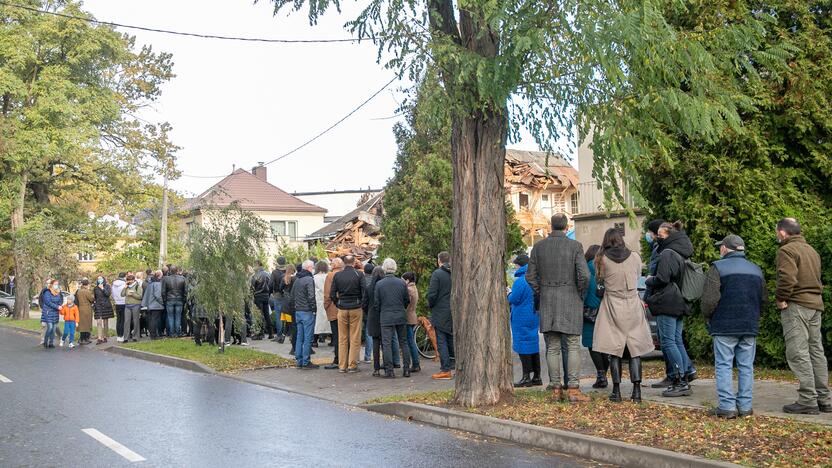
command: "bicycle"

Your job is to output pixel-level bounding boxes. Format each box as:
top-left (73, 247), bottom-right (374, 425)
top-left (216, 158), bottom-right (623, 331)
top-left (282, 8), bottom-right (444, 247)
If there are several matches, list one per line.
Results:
top-left (414, 316), bottom-right (438, 360)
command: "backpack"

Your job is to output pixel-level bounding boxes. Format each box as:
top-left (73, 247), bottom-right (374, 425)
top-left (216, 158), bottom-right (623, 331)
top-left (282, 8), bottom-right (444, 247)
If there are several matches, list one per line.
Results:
top-left (669, 250), bottom-right (706, 302)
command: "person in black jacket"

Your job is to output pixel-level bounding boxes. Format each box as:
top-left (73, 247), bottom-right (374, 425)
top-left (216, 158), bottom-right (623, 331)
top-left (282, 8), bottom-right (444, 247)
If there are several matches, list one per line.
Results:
top-left (645, 221), bottom-right (697, 397)
top-left (364, 266), bottom-right (386, 376)
top-left (250, 261), bottom-right (273, 340)
top-left (428, 251), bottom-right (454, 380)
top-left (161, 266), bottom-right (187, 337)
top-left (293, 260), bottom-right (318, 369)
top-left (330, 255), bottom-right (365, 372)
top-left (361, 262), bottom-right (375, 362)
top-left (374, 258), bottom-right (411, 378)
top-left (271, 257), bottom-right (288, 343)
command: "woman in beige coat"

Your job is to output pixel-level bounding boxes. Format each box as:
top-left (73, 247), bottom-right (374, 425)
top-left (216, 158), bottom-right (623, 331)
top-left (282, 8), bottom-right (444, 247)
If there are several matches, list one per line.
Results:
top-left (75, 279), bottom-right (95, 344)
top-left (593, 228), bottom-right (654, 403)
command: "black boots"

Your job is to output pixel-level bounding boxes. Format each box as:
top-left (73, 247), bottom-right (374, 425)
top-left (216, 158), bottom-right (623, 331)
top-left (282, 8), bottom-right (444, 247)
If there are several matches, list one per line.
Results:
top-left (514, 374), bottom-right (532, 388)
top-left (530, 353), bottom-right (543, 386)
top-left (609, 356), bottom-right (622, 402)
top-left (589, 350), bottom-right (609, 388)
top-left (630, 357), bottom-right (642, 403)
top-left (609, 356), bottom-right (642, 402)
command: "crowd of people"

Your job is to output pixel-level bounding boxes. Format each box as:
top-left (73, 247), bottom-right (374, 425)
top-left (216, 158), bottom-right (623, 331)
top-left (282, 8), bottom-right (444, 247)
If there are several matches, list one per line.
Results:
top-left (37, 265), bottom-right (194, 348)
top-left (34, 212), bottom-right (829, 418)
top-left (514, 213), bottom-right (829, 417)
top-left (261, 253), bottom-right (454, 380)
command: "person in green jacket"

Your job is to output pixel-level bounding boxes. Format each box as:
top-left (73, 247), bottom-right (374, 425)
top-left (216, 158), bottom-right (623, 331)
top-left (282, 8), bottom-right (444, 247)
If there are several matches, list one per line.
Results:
top-left (121, 273), bottom-right (144, 342)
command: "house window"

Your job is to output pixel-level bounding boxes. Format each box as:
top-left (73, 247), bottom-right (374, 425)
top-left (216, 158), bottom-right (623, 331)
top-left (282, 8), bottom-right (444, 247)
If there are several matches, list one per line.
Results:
top-left (570, 193), bottom-right (579, 214)
top-left (77, 252), bottom-right (94, 262)
top-left (271, 221), bottom-right (298, 240)
top-left (519, 193), bottom-right (530, 210)
top-left (540, 194), bottom-right (551, 216)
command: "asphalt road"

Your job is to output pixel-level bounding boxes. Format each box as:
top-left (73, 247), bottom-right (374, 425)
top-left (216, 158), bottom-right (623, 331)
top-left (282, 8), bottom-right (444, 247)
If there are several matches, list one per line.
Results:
top-left (0, 327), bottom-right (599, 468)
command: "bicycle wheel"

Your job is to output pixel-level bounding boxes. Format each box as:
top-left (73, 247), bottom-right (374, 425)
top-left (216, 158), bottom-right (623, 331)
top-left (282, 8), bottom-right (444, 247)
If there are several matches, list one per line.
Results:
top-left (415, 324), bottom-right (436, 359)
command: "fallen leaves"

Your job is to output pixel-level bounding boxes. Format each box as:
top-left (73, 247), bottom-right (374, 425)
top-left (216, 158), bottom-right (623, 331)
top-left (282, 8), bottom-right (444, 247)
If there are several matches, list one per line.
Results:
top-left (395, 389), bottom-right (832, 467)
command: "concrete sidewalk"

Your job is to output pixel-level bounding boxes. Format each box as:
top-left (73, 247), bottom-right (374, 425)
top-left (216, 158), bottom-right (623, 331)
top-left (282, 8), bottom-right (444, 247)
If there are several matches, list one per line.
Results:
top-left (241, 335), bottom-right (830, 426)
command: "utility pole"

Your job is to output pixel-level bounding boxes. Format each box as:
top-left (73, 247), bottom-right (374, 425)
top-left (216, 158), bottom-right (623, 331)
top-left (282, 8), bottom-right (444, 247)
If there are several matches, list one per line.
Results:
top-left (158, 164), bottom-right (169, 269)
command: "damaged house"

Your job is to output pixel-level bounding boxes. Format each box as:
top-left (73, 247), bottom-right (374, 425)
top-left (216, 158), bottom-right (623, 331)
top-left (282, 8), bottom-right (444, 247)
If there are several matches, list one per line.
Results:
top-left (504, 149), bottom-right (580, 246)
top-left (306, 191), bottom-right (384, 260)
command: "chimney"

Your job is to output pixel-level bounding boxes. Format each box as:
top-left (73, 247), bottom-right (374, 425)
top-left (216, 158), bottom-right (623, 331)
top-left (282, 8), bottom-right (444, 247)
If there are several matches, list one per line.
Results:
top-left (252, 162), bottom-right (267, 181)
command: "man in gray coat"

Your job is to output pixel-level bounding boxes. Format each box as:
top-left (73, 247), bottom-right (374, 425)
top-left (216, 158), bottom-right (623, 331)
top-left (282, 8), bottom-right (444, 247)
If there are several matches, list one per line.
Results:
top-left (527, 213), bottom-right (590, 402)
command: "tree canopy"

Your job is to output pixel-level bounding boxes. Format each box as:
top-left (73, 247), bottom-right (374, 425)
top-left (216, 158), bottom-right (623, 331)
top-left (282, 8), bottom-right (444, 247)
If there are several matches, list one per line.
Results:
top-left (0, 1), bottom-right (177, 317)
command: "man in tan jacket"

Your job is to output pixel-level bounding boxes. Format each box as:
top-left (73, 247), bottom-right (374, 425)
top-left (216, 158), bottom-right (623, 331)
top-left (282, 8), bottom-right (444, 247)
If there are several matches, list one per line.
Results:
top-left (322, 258), bottom-right (344, 370)
top-left (775, 218), bottom-right (830, 415)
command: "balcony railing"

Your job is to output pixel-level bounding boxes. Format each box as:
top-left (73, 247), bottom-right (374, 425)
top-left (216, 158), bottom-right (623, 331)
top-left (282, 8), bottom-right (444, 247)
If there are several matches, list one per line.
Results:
top-left (578, 180), bottom-right (643, 215)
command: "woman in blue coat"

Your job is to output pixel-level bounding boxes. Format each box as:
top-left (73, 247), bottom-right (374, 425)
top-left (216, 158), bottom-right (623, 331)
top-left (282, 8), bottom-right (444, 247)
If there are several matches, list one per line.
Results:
top-left (509, 254), bottom-right (541, 387)
top-left (582, 245), bottom-right (609, 388)
top-left (40, 279), bottom-right (65, 348)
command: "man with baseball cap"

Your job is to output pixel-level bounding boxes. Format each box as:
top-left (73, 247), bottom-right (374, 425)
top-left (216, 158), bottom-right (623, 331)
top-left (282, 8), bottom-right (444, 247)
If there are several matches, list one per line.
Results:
top-left (700, 234), bottom-right (766, 419)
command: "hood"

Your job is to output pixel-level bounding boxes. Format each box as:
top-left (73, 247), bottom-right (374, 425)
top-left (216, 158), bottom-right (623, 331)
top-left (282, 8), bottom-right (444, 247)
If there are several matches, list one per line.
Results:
top-left (296, 269), bottom-right (313, 279)
top-left (658, 231), bottom-right (694, 258)
top-left (603, 246), bottom-right (632, 264)
top-left (440, 264), bottom-right (451, 274)
top-left (513, 264), bottom-right (528, 277)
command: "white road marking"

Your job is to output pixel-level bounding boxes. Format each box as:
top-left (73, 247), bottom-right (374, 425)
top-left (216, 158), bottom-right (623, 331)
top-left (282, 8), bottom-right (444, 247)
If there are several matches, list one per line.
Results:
top-left (0, 374), bottom-right (11, 383)
top-left (82, 428), bottom-right (146, 463)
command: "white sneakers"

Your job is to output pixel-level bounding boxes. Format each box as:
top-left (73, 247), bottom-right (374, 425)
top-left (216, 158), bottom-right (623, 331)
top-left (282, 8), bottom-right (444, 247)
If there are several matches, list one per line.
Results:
top-left (59, 339), bottom-right (64, 347)
top-left (116, 336), bottom-right (124, 343)
top-left (68, 342), bottom-right (75, 349)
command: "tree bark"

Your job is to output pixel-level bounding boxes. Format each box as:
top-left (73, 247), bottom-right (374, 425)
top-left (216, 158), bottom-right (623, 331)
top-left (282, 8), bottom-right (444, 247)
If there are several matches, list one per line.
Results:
top-left (12, 173), bottom-right (31, 320)
top-left (450, 111), bottom-right (514, 407)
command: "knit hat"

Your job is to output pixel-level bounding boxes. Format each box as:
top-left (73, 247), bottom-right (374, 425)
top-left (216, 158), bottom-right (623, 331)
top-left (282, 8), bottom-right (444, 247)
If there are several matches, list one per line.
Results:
top-left (647, 219), bottom-right (665, 235)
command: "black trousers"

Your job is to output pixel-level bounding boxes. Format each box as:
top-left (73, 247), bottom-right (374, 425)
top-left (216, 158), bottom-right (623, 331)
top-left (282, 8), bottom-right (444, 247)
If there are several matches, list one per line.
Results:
top-left (149, 309), bottom-right (163, 338)
top-left (115, 304), bottom-right (125, 337)
top-left (254, 298), bottom-right (272, 337)
top-left (372, 335), bottom-right (382, 370)
top-left (329, 319), bottom-right (339, 363)
top-left (382, 324), bottom-right (410, 373)
top-left (519, 353), bottom-right (541, 376)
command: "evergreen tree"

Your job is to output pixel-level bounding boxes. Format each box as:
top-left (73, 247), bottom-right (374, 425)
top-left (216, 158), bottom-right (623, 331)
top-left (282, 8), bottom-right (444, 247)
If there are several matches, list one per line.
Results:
top-left (632, 1), bottom-right (832, 364)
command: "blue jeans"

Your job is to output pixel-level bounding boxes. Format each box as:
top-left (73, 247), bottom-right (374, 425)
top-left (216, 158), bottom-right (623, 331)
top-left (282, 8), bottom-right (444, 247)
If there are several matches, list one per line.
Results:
top-left (713, 335), bottom-right (756, 412)
top-left (406, 325), bottom-right (420, 367)
top-left (656, 315), bottom-right (695, 379)
top-left (436, 329), bottom-right (454, 372)
top-left (44, 322), bottom-right (57, 345)
top-left (166, 302), bottom-right (183, 337)
top-left (271, 297), bottom-right (285, 337)
top-left (295, 311), bottom-right (315, 366)
top-left (61, 321), bottom-right (76, 344)
top-left (363, 319), bottom-right (372, 361)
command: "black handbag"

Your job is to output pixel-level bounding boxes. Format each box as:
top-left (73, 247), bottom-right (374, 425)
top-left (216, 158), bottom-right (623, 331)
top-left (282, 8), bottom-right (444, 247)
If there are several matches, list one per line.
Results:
top-left (583, 306), bottom-right (599, 323)
top-left (595, 280), bottom-right (606, 300)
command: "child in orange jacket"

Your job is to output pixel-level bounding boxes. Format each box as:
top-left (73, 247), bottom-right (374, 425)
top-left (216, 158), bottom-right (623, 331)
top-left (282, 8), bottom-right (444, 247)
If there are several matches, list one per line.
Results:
top-left (59, 295), bottom-right (80, 349)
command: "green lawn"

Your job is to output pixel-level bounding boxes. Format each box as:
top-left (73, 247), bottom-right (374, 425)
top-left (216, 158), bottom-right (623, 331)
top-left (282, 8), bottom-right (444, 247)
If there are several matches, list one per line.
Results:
top-left (122, 338), bottom-right (294, 373)
top-left (0, 317), bottom-right (116, 339)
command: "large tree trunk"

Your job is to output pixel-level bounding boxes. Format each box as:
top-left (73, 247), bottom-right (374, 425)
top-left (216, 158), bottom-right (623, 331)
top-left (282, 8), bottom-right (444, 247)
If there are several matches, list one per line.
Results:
top-left (450, 111), bottom-right (514, 407)
top-left (11, 173), bottom-right (30, 320)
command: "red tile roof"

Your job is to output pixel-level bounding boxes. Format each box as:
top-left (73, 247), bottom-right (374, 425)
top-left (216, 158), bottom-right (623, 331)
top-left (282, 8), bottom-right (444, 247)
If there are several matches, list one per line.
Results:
top-left (189, 169), bottom-right (326, 213)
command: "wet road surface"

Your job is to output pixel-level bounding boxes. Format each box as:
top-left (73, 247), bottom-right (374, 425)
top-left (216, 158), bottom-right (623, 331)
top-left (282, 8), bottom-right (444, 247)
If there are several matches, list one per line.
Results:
top-left (0, 326), bottom-right (601, 467)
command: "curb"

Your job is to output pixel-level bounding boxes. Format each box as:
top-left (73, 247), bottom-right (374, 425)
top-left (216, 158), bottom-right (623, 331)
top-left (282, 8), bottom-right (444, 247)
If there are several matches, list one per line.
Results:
top-left (362, 402), bottom-right (740, 468)
top-left (103, 346), bottom-right (214, 374)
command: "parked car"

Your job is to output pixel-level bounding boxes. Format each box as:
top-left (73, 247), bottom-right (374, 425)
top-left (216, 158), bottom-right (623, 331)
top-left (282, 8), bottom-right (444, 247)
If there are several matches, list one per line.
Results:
top-left (0, 291), bottom-right (14, 317)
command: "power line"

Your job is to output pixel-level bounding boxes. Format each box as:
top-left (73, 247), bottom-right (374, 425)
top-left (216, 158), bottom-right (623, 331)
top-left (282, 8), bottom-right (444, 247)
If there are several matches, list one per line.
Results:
top-left (180, 73), bottom-right (402, 179)
top-left (0, 1), bottom-right (363, 43)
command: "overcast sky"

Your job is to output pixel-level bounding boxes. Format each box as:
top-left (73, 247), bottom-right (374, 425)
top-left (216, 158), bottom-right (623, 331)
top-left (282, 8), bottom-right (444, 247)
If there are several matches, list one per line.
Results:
top-left (82, 0), bottom-right (554, 197)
